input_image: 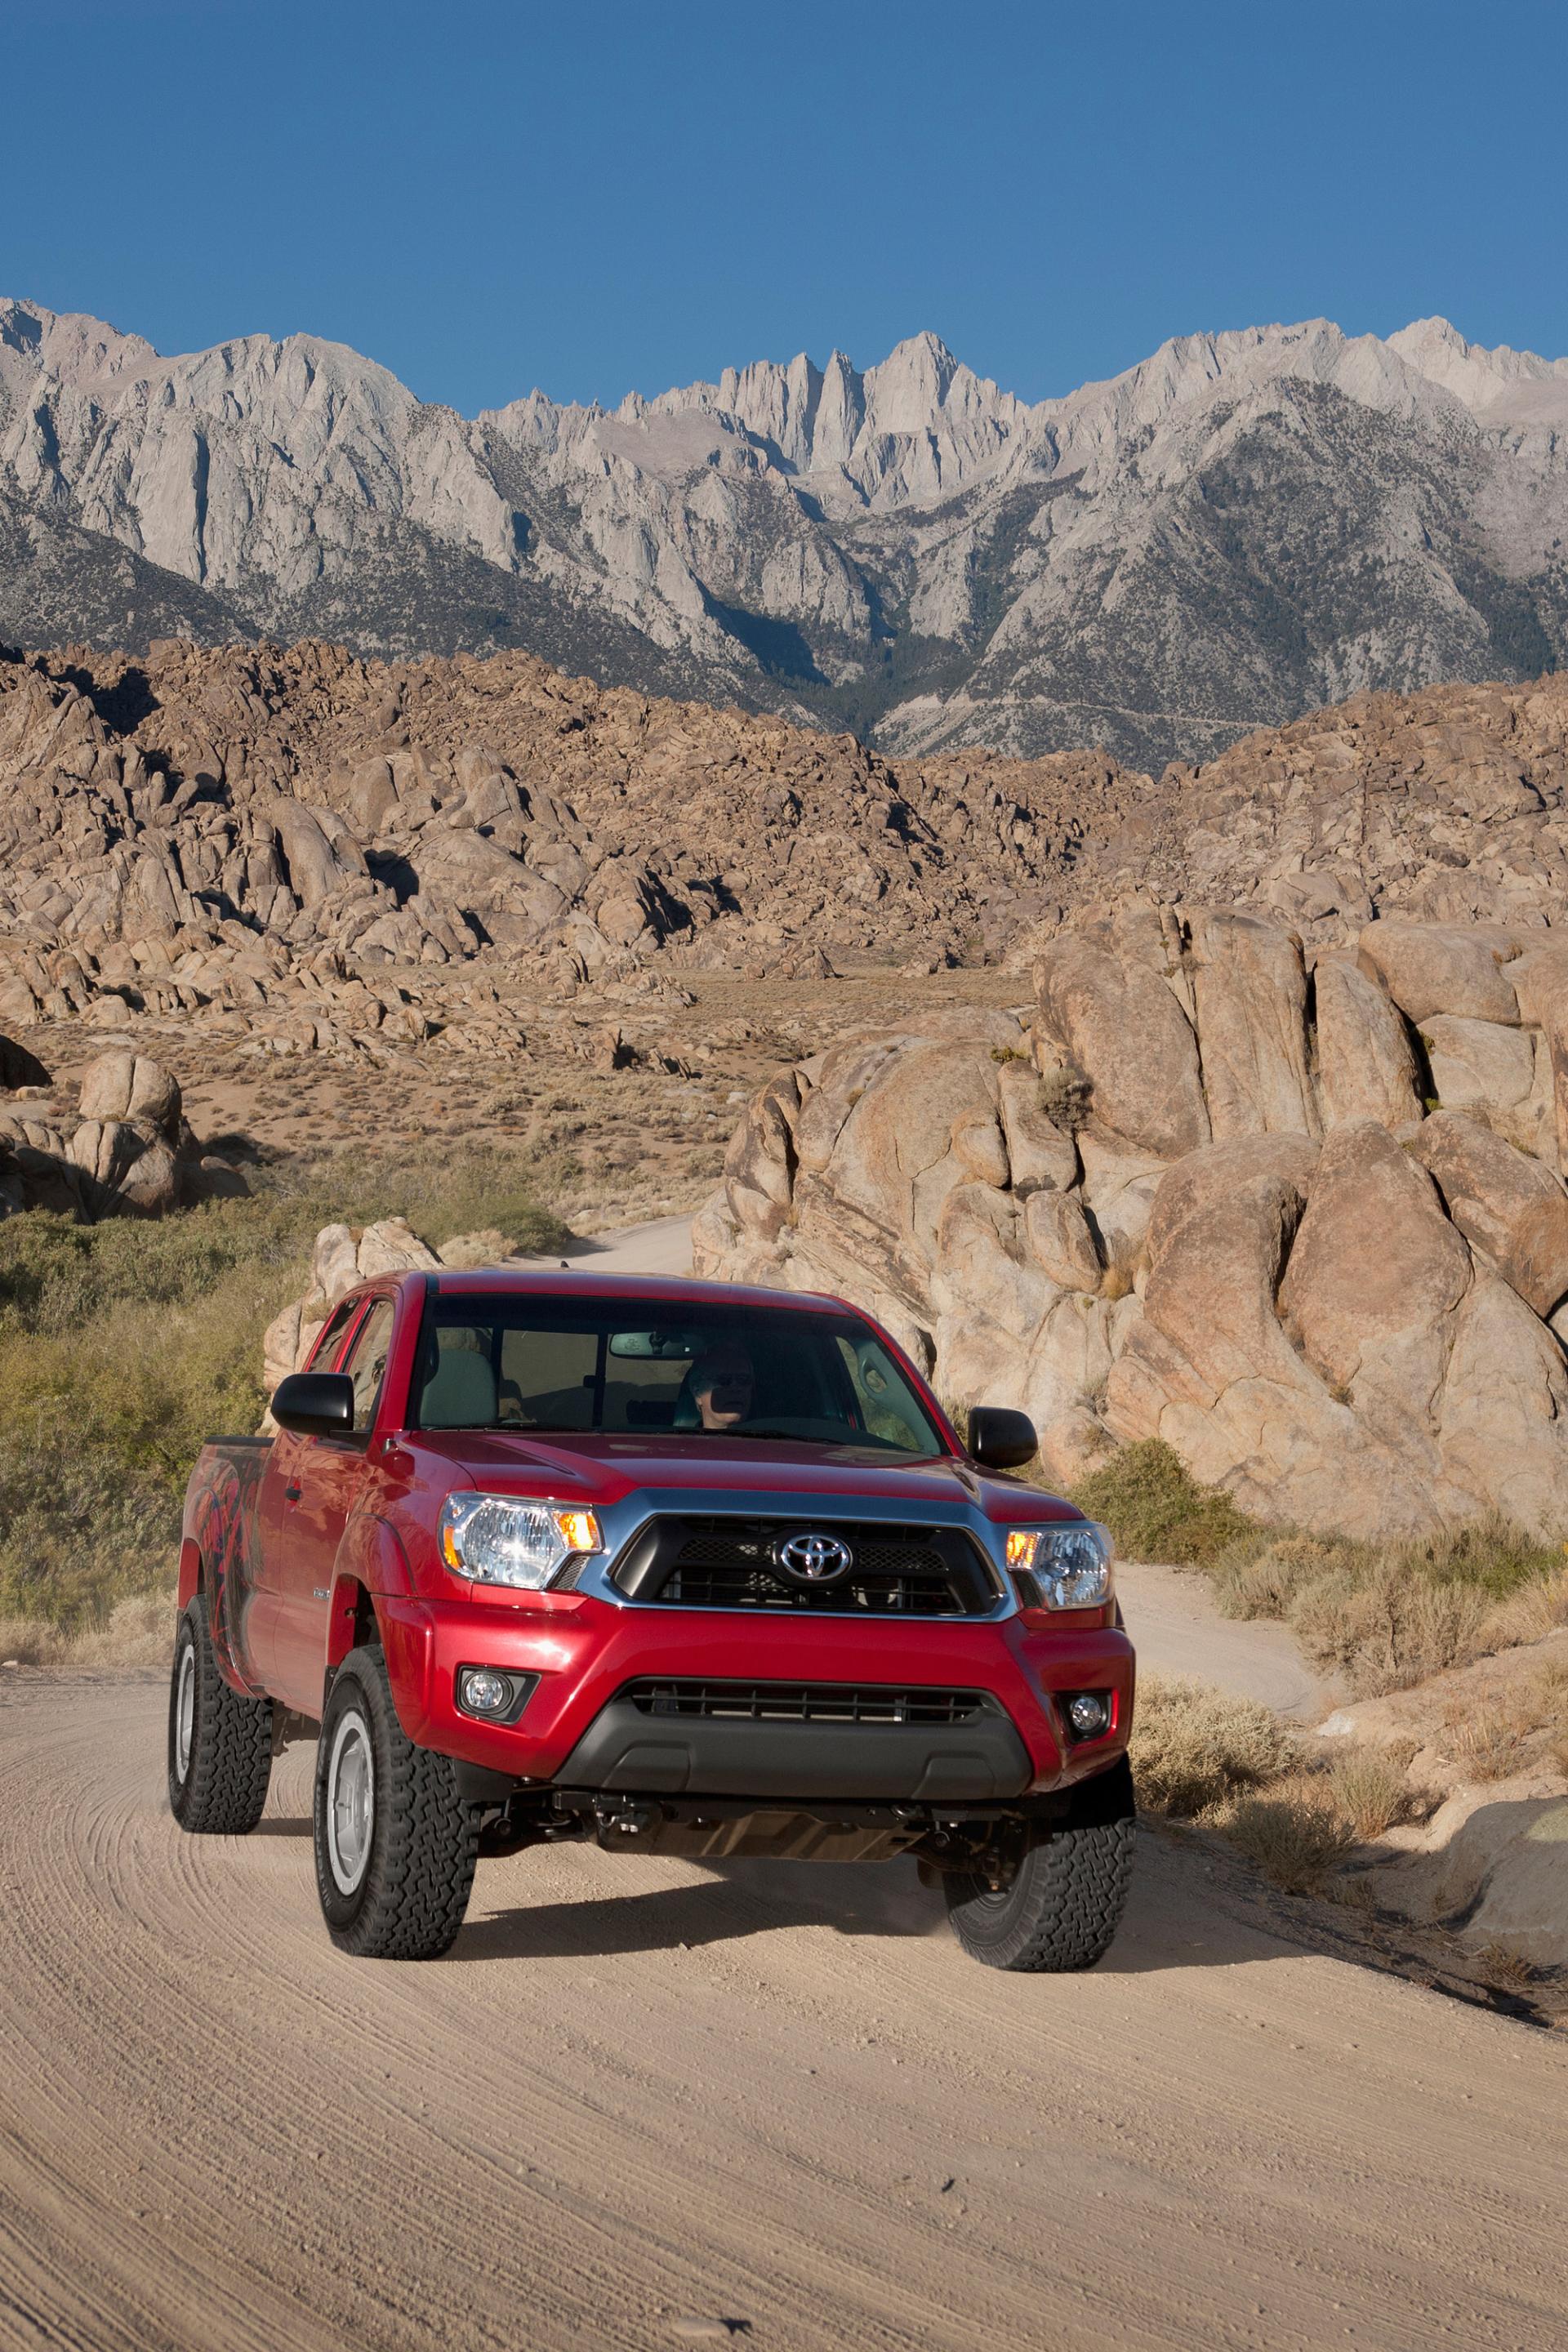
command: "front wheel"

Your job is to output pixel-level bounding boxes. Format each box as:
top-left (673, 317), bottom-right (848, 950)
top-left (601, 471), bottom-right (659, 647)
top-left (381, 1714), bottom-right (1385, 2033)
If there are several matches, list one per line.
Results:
top-left (944, 1761), bottom-right (1135, 1972)
top-left (314, 1645), bottom-right (479, 1959)
top-left (167, 1598), bottom-right (273, 1833)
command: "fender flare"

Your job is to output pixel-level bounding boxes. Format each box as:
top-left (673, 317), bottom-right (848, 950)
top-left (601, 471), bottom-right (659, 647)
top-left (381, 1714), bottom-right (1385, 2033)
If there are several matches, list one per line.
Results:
top-left (177, 1536), bottom-right (203, 1613)
top-left (323, 1514), bottom-right (422, 1728)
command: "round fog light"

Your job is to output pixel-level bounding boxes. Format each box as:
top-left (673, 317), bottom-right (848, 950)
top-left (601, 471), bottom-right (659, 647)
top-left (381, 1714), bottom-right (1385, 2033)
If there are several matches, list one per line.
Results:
top-left (1067, 1692), bottom-right (1109, 1739)
top-left (459, 1668), bottom-right (513, 1718)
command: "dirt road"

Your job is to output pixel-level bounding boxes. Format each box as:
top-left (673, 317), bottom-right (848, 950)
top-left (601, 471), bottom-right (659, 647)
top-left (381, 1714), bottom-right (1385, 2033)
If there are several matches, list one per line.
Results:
top-left (2, 1677), bottom-right (1565, 2352)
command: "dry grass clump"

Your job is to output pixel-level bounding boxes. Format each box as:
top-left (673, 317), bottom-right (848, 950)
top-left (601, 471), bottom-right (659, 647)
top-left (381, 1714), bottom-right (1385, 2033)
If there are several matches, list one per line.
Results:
top-left (1290, 1560), bottom-right (1492, 1697)
top-left (1479, 1568), bottom-right (1568, 1652)
top-left (1223, 1782), bottom-right (1358, 1895)
top-left (1325, 1740), bottom-right (1423, 1838)
top-left (1441, 1656), bottom-right (1568, 1783)
top-left (1473, 1940), bottom-right (1537, 1991)
top-left (1207, 1507), bottom-right (1568, 1699)
top-left (1212, 1534), bottom-right (1359, 1621)
top-left (0, 1589), bottom-right (175, 1669)
top-left (1129, 1673), bottom-right (1300, 1816)
top-left (1069, 1441), bottom-right (1263, 1570)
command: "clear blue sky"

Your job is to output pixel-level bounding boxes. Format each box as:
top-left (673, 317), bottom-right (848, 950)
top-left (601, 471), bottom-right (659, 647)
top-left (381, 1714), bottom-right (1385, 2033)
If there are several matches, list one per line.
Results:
top-left (6, 0), bottom-right (1566, 415)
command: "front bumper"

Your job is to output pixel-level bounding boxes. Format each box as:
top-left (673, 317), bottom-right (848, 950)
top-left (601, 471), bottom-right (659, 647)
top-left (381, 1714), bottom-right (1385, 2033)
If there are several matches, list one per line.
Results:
top-left (376, 1591), bottom-right (1134, 1801)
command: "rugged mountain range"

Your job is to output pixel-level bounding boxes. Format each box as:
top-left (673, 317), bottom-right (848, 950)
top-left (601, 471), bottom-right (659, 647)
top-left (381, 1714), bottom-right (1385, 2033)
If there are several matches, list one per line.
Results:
top-left (2, 300), bottom-right (1567, 768)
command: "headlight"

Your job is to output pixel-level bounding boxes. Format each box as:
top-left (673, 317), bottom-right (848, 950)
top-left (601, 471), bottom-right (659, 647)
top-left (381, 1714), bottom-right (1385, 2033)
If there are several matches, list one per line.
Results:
top-left (439, 1493), bottom-right (602, 1590)
top-left (1005, 1521), bottom-right (1113, 1608)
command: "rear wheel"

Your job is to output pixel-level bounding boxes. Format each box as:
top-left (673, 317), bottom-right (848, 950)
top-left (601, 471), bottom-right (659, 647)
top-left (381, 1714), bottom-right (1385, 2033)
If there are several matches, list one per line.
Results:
top-left (944, 1761), bottom-right (1135, 1972)
top-left (167, 1597), bottom-right (273, 1833)
top-left (314, 1644), bottom-right (479, 1959)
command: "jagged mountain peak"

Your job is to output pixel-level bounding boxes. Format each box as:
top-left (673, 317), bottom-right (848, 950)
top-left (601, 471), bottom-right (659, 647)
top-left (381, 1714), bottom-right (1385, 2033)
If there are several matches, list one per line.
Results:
top-left (1, 296), bottom-right (1566, 772)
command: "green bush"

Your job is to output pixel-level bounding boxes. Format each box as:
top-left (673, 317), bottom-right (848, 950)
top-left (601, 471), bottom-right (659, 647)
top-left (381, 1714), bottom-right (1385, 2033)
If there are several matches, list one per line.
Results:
top-left (1069, 1439), bottom-right (1264, 1567)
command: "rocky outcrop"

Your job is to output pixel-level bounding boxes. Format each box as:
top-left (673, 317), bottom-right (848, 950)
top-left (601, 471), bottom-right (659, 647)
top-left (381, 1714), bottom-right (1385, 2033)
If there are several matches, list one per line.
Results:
top-left (261, 1216), bottom-right (532, 1396)
top-left (4, 299), bottom-right (1567, 771)
top-left (0, 1042), bottom-right (245, 1219)
top-left (3, 639), bottom-right (1567, 1072)
top-left (696, 911), bottom-right (1568, 1540)
top-left (0, 638), bottom-right (1138, 1052)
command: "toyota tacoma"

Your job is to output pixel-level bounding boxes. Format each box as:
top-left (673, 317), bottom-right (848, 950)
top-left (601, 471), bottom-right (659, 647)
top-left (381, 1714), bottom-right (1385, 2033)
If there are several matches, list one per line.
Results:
top-left (169, 1270), bottom-right (1135, 1970)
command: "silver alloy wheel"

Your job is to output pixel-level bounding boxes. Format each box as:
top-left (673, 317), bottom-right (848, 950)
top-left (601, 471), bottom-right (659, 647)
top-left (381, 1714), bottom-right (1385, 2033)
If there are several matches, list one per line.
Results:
top-left (326, 1708), bottom-right (375, 1895)
top-left (174, 1641), bottom-right (196, 1784)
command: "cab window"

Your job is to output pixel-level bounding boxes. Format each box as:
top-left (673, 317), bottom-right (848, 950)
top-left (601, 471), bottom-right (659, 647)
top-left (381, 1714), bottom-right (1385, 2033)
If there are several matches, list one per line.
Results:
top-left (306, 1295), bottom-right (360, 1372)
top-left (343, 1299), bottom-right (396, 1431)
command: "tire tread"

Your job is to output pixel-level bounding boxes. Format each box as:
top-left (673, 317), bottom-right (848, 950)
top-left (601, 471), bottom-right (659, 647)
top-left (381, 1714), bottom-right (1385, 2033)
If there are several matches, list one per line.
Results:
top-left (946, 1764), bottom-right (1135, 1972)
top-left (315, 1645), bottom-right (478, 1960)
top-left (168, 1599), bottom-right (273, 1834)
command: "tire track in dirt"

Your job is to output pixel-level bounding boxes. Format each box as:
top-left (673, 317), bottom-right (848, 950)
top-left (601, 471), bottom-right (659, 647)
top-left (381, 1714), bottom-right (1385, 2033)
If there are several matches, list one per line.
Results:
top-left (2, 1676), bottom-right (1566, 2352)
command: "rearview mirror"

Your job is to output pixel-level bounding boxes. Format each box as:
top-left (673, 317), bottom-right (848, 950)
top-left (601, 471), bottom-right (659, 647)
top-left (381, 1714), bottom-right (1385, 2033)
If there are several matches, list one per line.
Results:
top-left (966, 1405), bottom-right (1038, 1471)
top-left (608, 1328), bottom-right (701, 1358)
top-left (271, 1370), bottom-right (356, 1437)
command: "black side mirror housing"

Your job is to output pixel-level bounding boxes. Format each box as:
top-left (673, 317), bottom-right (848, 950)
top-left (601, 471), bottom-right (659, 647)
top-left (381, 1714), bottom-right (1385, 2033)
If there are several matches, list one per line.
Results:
top-left (271, 1370), bottom-right (356, 1437)
top-left (967, 1405), bottom-right (1038, 1471)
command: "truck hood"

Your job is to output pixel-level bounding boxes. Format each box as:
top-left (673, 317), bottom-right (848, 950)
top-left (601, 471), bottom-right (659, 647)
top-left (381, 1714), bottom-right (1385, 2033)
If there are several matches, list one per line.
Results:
top-left (407, 1429), bottom-right (1080, 1526)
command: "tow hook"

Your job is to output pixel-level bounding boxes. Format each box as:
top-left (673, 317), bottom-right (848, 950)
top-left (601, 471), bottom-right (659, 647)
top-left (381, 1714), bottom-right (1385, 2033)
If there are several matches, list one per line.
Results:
top-left (594, 1798), bottom-right (662, 1842)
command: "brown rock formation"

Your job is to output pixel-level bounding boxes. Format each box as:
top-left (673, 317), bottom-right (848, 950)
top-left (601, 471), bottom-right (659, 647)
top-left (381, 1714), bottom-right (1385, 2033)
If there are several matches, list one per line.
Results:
top-left (697, 910), bottom-right (1568, 1540)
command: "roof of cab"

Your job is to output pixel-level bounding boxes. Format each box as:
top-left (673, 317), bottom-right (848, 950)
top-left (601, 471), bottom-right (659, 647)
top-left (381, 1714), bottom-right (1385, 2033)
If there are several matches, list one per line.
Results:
top-left (419, 1267), bottom-right (853, 1316)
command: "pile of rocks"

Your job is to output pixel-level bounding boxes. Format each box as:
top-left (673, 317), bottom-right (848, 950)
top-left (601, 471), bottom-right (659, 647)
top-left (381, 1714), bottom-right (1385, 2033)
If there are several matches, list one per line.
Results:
top-left (3, 639), bottom-right (1566, 1066)
top-left (695, 908), bottom-right (1568, 1543)
top-left (0, 639), bottom-right (1128, 1054)
top-left (1097, 674), bottom-right (1568, 943)
top-left (0, 1041), bottom-right (246, 1218)
top-left (261, 1216), bottom-right (537, 1396)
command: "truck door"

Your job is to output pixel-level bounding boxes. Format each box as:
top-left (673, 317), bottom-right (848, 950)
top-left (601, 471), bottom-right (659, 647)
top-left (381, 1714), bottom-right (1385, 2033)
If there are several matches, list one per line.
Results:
top-left (266, 1296), bottom-right (395, 1717)
top-left (252, 1294), bottom-right (363, 1699)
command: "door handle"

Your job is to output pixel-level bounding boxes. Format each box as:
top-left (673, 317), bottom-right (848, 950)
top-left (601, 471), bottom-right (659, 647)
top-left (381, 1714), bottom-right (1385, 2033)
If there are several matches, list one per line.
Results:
top-left (284, 1482), bottom-right (303, 1503)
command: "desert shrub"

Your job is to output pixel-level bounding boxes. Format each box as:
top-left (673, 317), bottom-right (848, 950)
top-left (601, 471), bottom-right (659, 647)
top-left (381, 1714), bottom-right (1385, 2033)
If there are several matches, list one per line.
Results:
top-left (1325, 1741), bottom-right (1421, 1838)
top-left (1212, 1533), bottom-right (1364, 1620)
top-left (1479, 1570), bottom-right (1568, 1652)
top-left (1036, 1063), bottom-right (1092, 1131)
top-left (1441, 1656), bottom-right (1568, 1783)
top-left (1290, 1558), bottom-right (1490, 1695)
top-left (1070, 1440), bottom-right (1265, 1569)
top-left (1224, 1784), bottom-right (1356, 1895)
top-left (1401, 1514), bottom-right (1565, 1601)
top-left (1129, 1673), bottom-right (1300, 1816)
top-left (298, 1143), bottom-right (568, 1256)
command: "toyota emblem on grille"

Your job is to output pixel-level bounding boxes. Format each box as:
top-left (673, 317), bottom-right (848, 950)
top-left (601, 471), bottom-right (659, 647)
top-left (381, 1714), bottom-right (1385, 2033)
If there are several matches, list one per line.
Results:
top-left (775, 1530), bottom-right (855, 1584)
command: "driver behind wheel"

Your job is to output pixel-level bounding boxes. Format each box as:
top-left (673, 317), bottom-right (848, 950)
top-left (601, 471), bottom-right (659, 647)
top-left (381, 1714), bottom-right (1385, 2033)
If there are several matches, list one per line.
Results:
top-left (682, 1343), bottom-right (756, 1431)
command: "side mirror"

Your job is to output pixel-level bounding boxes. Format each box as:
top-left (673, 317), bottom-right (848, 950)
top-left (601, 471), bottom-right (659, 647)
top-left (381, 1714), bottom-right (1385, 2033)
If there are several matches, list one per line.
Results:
top-left (967, 1405), bottom-right (1038, 1471)
top-left (271, 1370), bottom-right (356, 1437)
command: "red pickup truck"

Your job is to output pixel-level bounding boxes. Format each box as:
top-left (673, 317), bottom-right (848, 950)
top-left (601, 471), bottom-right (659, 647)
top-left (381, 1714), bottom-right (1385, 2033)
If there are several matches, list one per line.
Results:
top-left (169, 1269), bottom-right (1135, 1971)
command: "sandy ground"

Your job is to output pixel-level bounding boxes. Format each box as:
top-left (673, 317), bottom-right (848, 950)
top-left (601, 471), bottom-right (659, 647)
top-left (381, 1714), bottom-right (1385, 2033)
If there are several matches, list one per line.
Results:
top-left (1112, 1561), bottom-right (1336, 1720)
top-left (2, 1677), bottom-right (1566, 2352)
top-left (557, 1214), bottom-right (696, 1278)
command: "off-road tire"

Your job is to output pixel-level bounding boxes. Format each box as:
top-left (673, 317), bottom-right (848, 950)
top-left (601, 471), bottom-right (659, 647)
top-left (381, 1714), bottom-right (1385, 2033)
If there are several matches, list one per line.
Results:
top-left (314, 1643), bottom-right (478, 1960)
top-left (167, 1597), bottom-right (273, 1833)
top-left (944, 1760), bottom-right (1135, 1972)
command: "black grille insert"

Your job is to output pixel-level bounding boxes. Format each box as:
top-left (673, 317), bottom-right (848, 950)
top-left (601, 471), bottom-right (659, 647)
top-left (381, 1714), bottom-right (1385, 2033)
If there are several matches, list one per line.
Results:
top-left (624, 1679), bottom-right (991, 1726)
top-left (612, 1514), bottom-right (999, 1616)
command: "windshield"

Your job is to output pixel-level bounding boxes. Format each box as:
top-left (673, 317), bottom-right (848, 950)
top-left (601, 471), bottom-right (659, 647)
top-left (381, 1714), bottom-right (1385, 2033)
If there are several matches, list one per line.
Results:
top-left (409, 1296), bottom-right (947, 1458)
